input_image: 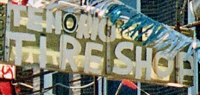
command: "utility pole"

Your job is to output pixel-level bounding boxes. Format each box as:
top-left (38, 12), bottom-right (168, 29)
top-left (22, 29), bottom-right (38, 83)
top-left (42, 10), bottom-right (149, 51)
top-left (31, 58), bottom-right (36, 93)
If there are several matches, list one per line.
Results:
top-left (137, 0), bottom-right (141, 95)
top-left (187, 0), bottom-right (198, 94)
top-left (195, 23), bottom-right (200, 95)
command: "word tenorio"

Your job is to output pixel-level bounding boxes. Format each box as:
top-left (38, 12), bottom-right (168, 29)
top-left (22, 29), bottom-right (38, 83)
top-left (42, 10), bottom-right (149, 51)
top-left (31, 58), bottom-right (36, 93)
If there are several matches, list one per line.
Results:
top-left (5, 3), bottom-right (193, 85)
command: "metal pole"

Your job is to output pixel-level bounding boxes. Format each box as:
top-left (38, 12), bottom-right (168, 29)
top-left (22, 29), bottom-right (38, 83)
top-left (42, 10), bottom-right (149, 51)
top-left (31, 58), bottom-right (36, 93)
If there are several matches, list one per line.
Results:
top-left (193, 50), bottom-right (199, 95)
top-left (136, 1), bottom-right (141, 95)
top-left (44, 70), bottom-right (53, 95)
top-left (137, 82), bottom-right (141, 95)
top-left (98, 77), bottom-right (102, 95)
top-left (103, 77), bottom-right (107, 95)
top-left (136, 0), bottom-right (141, 12)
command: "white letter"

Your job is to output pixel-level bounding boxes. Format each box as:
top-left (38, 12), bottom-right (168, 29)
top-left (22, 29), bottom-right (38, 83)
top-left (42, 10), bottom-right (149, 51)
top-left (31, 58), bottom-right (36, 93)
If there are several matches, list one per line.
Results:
top-left (6, 31), bottom-right (36, 66)
top-left (90, 17), bottom-right (99, 40)
top-left (40, 36), bottom-right (46, 68)
top-left (107, 21), bottom-right (116, 42)
top-left (84, 42), bottom-right (103, 74)
top-left (98, 19), bottom-right (107, 42)
top-left (46, 10), bottom-right (62, 34)
top-left (7, 3), bottom-right (26, 27)
top-left (76, 14), bottom-right (90, 39)
top-left (177, 52), bottom-right (194, 84)
top-left (153, 51), bottom-right (174, 79)
top-left (62, 13), bottom-right (78, 34)
top-left (98, 19), bottom-right (116, 42)
top-left (59, 34), bottom-right (81, 72)
top-left (27, 7), bottom-right (43, 32)
top-left (135, 46), bottom-right (152, 80)
top-left (113, 42), bottom-right (133, 74)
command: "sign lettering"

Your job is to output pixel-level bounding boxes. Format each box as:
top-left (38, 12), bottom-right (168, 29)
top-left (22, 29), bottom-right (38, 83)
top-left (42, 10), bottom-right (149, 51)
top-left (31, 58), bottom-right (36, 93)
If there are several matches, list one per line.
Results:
top-left (0, 64), bottom-right (15, 80)
top-left (5, 3), bottom-right (194, 86)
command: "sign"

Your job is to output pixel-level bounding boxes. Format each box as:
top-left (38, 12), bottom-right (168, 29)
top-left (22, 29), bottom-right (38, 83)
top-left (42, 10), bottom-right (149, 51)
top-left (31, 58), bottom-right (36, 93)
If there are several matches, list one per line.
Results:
top-left (12, 0), bottom-right (28, 6)
top-left (0, 81), bottom-right (13, 95)
top-left (0, 63), bottom-right (15, 80)
top-left (5, 3), bottom-right (194, 86)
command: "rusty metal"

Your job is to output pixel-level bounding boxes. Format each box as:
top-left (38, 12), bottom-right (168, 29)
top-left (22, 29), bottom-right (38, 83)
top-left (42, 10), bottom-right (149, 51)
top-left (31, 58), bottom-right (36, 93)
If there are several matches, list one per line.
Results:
top-left (175, 0), bottom-right (181, 32)
top-left (181, 21), bottom-right (200, 28)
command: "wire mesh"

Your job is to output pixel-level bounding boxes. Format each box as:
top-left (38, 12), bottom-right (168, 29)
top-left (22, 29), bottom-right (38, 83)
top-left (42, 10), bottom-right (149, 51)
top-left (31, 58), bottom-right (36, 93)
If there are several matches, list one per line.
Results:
top-left (141, 83), bottom-right (188, 95)
top-left (81, 75), bottom-right (94, 95)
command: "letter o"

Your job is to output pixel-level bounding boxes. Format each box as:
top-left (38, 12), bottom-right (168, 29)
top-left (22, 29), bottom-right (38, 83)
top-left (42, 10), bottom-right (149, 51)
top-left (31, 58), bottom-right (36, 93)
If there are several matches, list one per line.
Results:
top-left (153, 51), bottom-right (174, 78)
top-left (63, 13), bottom-right (78, 33)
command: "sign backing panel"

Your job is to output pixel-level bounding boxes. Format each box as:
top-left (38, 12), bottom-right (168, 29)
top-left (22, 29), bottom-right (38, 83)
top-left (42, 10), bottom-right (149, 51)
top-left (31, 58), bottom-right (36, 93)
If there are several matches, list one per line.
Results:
top-left (5, 3), bottom-right (194, 86)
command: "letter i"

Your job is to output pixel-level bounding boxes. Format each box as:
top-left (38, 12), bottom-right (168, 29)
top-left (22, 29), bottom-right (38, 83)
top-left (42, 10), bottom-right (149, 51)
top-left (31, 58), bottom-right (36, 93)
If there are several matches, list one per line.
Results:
top-left (40, 35), bottom-right (47, 68)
